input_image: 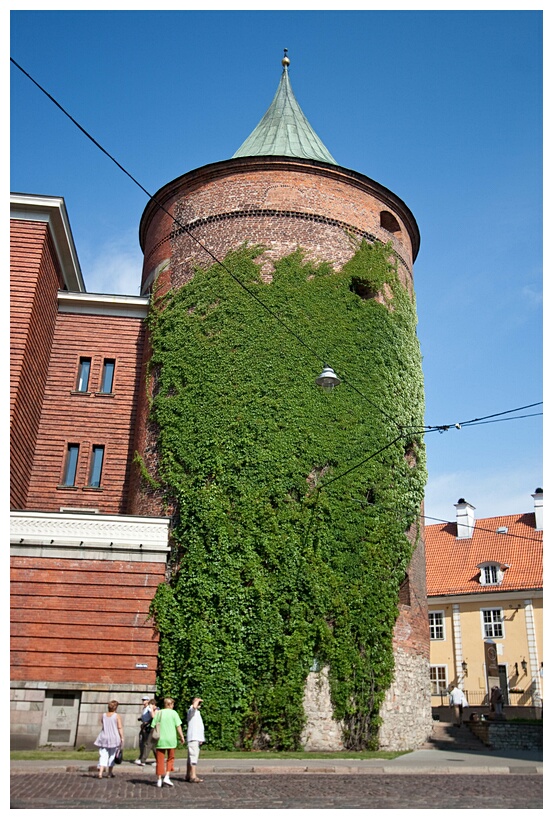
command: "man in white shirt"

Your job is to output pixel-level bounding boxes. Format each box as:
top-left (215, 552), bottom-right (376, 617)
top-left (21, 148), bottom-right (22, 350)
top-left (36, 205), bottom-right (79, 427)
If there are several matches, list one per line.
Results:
top-left (449, 685), bottom-right (468, 727)
top-left (186, 697), bottom-right (205, 782)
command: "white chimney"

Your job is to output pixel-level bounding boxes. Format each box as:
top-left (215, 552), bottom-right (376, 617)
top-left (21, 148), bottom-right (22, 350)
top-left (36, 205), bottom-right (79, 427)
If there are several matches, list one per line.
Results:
top-left (455, 498), bottom-right (475, 539)
top-left (532, 488), bottom-right (543, 531)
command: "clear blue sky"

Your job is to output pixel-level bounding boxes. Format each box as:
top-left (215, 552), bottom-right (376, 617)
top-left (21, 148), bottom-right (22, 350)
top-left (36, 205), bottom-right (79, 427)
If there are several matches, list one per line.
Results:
top-left (10, 8), bottom-right (543, 525)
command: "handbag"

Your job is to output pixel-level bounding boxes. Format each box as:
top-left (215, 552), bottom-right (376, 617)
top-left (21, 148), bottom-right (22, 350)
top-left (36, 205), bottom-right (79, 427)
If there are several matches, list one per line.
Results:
top-left (151, 711), bottom-right (161, 742)
top-left (114, 748), bottom-right (123, 764)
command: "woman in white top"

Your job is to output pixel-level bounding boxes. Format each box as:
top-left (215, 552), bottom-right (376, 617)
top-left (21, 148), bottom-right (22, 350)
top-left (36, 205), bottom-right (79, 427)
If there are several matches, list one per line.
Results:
top-left (94, 700), bottom-right (124, 779)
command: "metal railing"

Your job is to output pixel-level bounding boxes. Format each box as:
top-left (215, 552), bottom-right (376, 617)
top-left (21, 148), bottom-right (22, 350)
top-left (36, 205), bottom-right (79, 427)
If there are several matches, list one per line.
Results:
top-left (431, 689), bottom-right (535, 707)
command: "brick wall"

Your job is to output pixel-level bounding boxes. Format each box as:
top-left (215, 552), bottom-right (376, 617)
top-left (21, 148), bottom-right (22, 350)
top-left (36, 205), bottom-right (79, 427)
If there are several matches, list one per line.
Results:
top-left (10, 220), bottom-right (64, 509)
top-left (24, 311), bottom-right (145, 514)
top-left (393, 525), bottom-right (430, 658)
top-left (139, 156), bottom-right (419, 298)
top-left (10, 555), bottom-right (165, 686)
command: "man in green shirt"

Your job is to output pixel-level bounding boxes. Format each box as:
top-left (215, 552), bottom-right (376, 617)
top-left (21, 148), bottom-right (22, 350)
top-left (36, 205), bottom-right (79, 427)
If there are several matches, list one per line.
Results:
top-left (151, 697), bottom-right (185, 787)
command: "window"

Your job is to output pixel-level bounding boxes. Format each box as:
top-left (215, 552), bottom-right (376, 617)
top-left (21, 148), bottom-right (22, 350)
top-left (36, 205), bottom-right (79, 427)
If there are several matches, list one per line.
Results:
top-left (76, 357), bottom-right (91, 392)
top-left (482, 608), bottom-right (504, 639)
top-left (88, 445), bottom-right (105, 488)
top-left (62, 444), bottom-right (79, 486)
top-left (478, 562), bottom-right (503, 585)
top-left (429, 611), bottom-right (445, 640)
top-left (380, 210), bottom-right (401, 234)
top-left (52, 692), bottom-right (76, 706)
top-left (484, 565), bottom-right (498, 584)
top-left (100, 359), bottom-right (115, 394)
top-left (430, 666), bottom-right (448, 695)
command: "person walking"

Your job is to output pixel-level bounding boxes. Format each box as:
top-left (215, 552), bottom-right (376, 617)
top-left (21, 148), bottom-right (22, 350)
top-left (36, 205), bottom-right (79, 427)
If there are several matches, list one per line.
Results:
top-left (150, 697), bottom-right (185, 788)
top-left (94, 700), bottom-right (124, 779)
top-left (135, 696), bottom-right (157, 766)
top-left (449, 684), bottom-right (468, 727)
top-left (185, 697), bottom-right (205, 783)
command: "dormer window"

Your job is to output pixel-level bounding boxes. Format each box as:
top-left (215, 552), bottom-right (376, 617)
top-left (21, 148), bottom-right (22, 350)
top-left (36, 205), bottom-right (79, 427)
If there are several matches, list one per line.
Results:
top-left (477, 562), bottom-right (504, 586)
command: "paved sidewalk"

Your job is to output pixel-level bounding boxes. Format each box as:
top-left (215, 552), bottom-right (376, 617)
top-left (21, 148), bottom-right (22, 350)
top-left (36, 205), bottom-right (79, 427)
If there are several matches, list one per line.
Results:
top-left (11, 745), bottom-right (543, 776)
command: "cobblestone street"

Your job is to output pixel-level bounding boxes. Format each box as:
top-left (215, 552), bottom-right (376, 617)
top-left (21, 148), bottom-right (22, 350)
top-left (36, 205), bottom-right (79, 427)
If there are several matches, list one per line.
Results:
top-left (10, 771), bottom-right (543, 810)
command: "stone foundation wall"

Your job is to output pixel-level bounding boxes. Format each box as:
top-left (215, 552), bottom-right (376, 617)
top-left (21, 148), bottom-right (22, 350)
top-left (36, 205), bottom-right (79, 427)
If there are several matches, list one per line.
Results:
top-left (468, 721), bottom-right (542, 750)
top-left (377, 648), bottom-right (433, 751)
top-left (10, 682), bottom-right (153, 751)
top-left (300, 652), bottom-right (433, 752)
top-left (300, 666), bottom-right (344, 751)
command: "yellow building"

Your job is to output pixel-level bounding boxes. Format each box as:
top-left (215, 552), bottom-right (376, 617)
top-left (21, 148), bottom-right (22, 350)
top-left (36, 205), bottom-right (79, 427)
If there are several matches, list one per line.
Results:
top-left (425, 491), bottom-right (543, 715)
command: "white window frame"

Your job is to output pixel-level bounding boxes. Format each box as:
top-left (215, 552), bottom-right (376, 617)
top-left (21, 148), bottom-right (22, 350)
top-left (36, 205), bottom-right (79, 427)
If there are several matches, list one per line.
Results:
top-left (430, 665), bottom-right (448, 695)
top-left (429, 610), bottom-right (445, 641)
top-left (478, 562), bottom-right (503, 586)
top-left (481, 607), bottom-right (504, 639)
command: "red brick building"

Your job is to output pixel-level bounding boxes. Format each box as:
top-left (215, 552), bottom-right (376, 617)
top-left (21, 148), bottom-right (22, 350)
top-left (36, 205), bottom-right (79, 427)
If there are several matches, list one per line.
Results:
top-left (11, 56), bottom-right (431, 750)
top-left (10, 194), bottom-right (170, 749)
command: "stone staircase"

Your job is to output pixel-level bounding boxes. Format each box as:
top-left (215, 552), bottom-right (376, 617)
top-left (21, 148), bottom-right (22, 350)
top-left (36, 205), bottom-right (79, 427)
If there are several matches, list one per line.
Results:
top-left (421, 721), bottom-right (488, 751)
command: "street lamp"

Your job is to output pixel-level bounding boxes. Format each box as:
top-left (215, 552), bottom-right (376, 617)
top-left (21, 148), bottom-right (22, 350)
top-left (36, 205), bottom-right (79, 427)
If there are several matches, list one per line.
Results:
top-left (315, 365), bottom-right (341, 393)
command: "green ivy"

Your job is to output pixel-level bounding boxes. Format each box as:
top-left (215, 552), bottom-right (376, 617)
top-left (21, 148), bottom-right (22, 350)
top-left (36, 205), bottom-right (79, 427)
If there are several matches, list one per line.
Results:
top-left (146, 240), bottom-right (426, 750)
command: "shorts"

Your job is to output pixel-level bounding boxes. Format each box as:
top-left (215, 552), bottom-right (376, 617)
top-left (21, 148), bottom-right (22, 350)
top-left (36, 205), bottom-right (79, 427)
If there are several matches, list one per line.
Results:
top-left (187, 739), bottom-right (201, 765)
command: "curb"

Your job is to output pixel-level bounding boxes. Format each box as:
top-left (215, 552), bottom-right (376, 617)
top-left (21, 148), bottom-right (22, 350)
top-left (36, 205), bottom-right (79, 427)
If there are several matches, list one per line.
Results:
top-left (10, 763), bottom-right (543, 776)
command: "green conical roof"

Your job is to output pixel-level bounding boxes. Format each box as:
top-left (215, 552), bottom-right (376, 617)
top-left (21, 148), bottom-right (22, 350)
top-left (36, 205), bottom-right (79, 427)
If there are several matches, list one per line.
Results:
top-left (233, 52), bottom-right (337, 165)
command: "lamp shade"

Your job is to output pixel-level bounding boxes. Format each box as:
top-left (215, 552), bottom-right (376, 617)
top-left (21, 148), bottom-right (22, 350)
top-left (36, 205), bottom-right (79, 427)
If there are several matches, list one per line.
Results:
top-left (315, 366), bottom-right (341, 392)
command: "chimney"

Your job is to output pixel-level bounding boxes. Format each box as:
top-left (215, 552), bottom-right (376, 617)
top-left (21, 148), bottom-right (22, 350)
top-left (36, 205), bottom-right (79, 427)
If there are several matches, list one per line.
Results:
top-left (454, 498), bottom-right (475, 539)
top-left (532, 488), bottom-right (543, 531)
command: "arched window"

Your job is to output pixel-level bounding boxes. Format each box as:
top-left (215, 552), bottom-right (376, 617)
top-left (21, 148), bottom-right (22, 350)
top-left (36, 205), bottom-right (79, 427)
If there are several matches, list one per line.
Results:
top-left (380, 210), bottom-right (401, 235)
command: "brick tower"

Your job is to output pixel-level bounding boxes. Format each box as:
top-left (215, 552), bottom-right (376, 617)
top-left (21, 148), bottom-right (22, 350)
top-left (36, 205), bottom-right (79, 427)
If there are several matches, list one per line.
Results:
top-left (132, 53), bottom-right (431, 750)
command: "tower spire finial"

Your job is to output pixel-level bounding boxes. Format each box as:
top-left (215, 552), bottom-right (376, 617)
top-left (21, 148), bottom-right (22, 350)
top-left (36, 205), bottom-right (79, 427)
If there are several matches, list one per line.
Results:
top-left (282, 48), bottom-right (290, 69)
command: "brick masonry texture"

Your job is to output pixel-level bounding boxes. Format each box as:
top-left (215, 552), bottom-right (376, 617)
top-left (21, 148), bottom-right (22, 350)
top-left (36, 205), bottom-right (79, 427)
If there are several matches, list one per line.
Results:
top-left (10, 556), bottom-right (166, 686)
top-left (139, 157), bottom-right (419, 297)
top-left (10, 220), bottom-right (65, 509)
top-left (24, 311), bottom-right (145, 514)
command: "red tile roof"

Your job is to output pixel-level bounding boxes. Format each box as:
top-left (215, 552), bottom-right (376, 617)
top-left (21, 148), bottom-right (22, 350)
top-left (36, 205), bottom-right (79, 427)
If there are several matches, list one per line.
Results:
top-left (425, 512), bottom-right (542, 597)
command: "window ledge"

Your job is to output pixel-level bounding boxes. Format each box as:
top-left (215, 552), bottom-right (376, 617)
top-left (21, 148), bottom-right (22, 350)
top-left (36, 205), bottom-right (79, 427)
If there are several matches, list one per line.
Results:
top-left (70, 391), bottom-right (91, 396)
top-left (94, 392), bottom-right (115, 398)
top-left (82, 486), bottom-right (104, 492)
top-left (56, 485), bottom-right (79, 491)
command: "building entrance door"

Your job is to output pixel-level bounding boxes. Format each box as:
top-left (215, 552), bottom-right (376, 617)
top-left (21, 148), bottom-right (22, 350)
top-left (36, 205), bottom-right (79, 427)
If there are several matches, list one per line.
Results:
top-left (39, 690), bottom-right (81, 746)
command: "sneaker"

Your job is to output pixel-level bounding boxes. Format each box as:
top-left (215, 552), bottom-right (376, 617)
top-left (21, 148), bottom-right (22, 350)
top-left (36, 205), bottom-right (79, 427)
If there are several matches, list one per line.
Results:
top-left (163, 776), bottom-right (174, 787)
top-left (134, 760), bottom-right (144, 766)
top-left (157, 779), bottom-right (163, 788)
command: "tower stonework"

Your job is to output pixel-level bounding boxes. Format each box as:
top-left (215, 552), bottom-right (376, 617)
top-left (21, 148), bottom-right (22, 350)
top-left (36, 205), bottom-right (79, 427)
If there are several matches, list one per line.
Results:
top-left (138, 156), bottom-right (419, 299)
top-left (131, 57), bottom-right (431, 750)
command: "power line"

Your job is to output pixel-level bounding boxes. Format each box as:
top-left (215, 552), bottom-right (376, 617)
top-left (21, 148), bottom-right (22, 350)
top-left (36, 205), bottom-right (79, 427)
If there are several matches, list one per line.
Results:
top-left (422, 515), bottom-right (542, 543)
top-left (11, 56), bottom-right (400, 430)
top-left (427, 402), bottom-right (543, 432)
top-left (11, 58), bottom-right (543, 444)
top-left (317, 407), bottom-right (542, 492)
top-left (317, 434), bottom-right (406, 491)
